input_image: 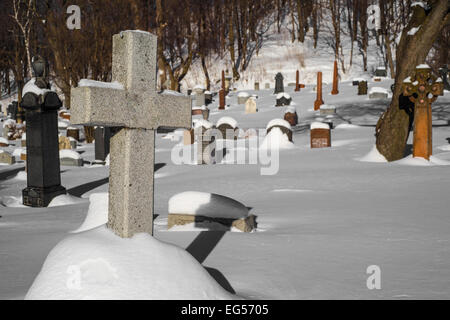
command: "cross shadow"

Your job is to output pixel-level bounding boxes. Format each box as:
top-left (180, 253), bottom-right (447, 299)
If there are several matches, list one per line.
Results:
top-left (67, 177), bottom-right (109, 197)
top-left (186, 231), bottom-right (236, 294)
top-left (446, 138), bottom-right (450, 144)
top-left (66, 163), bottom-right (167, 197)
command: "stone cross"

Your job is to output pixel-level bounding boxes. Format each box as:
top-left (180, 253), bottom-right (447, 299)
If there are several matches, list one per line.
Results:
top-left (402, 65), bottom-right (444, 160)
top-left (71, 30), bottom-right (191, 238)
top-left (331, 61), bottom-right (339, 95)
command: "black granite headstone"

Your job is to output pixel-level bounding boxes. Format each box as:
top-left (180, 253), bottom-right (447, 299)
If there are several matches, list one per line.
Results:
top-left (274, 73), bottom-right (284, 94)
top-left (21, 56), bottom-right (66, 207)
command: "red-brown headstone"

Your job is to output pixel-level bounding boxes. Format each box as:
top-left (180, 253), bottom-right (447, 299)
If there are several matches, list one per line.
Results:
top-left (331, 61), bottom-right (339, 95)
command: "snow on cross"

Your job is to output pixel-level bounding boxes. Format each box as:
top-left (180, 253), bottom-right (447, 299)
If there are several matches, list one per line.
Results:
top-left (70, 30), bottom-right (192, 238)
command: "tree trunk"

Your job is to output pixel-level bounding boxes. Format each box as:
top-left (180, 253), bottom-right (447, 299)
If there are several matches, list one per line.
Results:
top-left (375, 0), bottom-right (449, 161)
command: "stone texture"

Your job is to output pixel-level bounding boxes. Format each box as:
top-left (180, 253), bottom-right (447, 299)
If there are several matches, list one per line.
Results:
top-left (167, 213), bottom-right (257, 232)
top-left (108, 128), bottom-right (155, 237)
top-left (0, 151), bottom-right (15, 165)
top-left (71, 31), bottom-right (191, 238)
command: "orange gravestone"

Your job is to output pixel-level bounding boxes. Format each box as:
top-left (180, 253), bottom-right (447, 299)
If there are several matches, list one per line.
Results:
top-left (331, 61), bottom-right (339, 95)
top-left (219, 88), bottom-right (225, 110)
top-left (402, 65), bottom-right (444, 160)
top-left (295, 70), bottom-right (305, 92)
top-left (314, 72), bottom-right (324, 111)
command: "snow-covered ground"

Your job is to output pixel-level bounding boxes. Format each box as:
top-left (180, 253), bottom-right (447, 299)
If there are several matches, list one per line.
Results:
top-left (1, 78), bottom-right (450, 299)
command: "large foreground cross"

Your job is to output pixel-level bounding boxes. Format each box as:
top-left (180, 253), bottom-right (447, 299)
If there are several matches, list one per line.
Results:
top-left (71, 30), bottom-right (191, 238)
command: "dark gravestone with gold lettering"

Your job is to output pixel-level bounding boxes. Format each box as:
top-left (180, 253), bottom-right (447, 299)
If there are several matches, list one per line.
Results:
top-left (22, 56), bottom-right (66, 207)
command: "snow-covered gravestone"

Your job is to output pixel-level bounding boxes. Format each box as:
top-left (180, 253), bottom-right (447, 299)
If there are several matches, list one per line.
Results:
top-left (216, 116), bottom-right (238, 140)
top-left (310, 122), bottom-right (331, 149)
top-left (71, 30), bottom-right (191, 238)
top-left (167, 191), bottom-right (256, 232)
top-left (0, 150), bottom-right (15, 165)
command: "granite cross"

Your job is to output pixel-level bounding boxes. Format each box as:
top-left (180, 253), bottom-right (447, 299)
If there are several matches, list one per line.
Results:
top-left (71, 30), bottom-right (191, 238)
top-left (402, 64), bottom-right (444, 160)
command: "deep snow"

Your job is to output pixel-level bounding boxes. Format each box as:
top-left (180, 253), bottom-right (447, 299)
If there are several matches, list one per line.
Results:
top-left (1, 77), bottom-right (450, 299)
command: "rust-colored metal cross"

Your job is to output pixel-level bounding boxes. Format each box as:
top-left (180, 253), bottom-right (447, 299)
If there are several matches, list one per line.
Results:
top-left (402, 65), bottom-right (444, 160)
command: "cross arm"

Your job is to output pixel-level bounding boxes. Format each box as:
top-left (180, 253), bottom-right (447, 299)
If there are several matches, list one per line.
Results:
top-left (71, 86), bottom-right (128, 127)
top-left (145, 93), bottom-right (192, 130)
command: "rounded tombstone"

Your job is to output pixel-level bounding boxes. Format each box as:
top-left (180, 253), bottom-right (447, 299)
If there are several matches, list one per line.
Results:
top-left (266, 118), bottom-right (293, 142)
top-left (66, 126), bottom-right (80, 141)
top-left (245, 97), bottom-right (258, 114)
top-left (0, 137), bottom-right (9, 147)
top-left (284, 106), bottom-right (298, 126)
top-left (216, 117), bottom-right (238, 140)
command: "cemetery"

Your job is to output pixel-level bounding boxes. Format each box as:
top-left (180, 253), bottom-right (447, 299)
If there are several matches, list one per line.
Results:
top-left (0, 0), bottom-right (449, 303)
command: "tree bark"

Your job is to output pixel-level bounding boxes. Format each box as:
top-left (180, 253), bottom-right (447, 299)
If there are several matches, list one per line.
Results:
top-left (375, 0), bottom-right (450, 161)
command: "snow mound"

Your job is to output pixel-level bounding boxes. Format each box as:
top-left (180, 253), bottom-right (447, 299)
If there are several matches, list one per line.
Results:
top-left (335, 123), bottom-right (360, 129)
top-left (311, 122), bottom-right (330, 130)
top-left (395, 155), bottom-right (450, 166)
top-left (162, 90), bottom-right (185, 96)
top-left (22, 78), bottom-right (50, 97)
top-left (216, 117), bottom-right (238, 129)
top-left (168, 191), bottom-right (248, 219)
top-left (58, 121), bottom-right (69, 129)
top-left (260, 127), bottom-right (295, 150)
top-left (48, 194), bottom-right (86, 207)
top-left (237, 92), bottom-right (250, 97)
top-left (285, 106), bottom-right (296, 114)
top-left (276, 92), bottom-right (291, 99)
top-left (358, 145), bottom-right (388, 163)
top-left (59, 149), bottom-right (81, 160)
top-left (78, 79), bottom-right (124, 90)
top-left (72, 193), bottom-right (108, 233)
top-left (266, 119), bottom-right (291, 130)
top-left (13, 171), bottom-right (27, 181)
top-left (0, 137), bottom-right (8, 144)
top-left (25, 226), bottom-right (235, 300)
top-left (193, 119), bottom-right (213, 129)
top-left (369, 87), bottom-right (389, 95)
top-left (437, 144), bottom-right (450, 151)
